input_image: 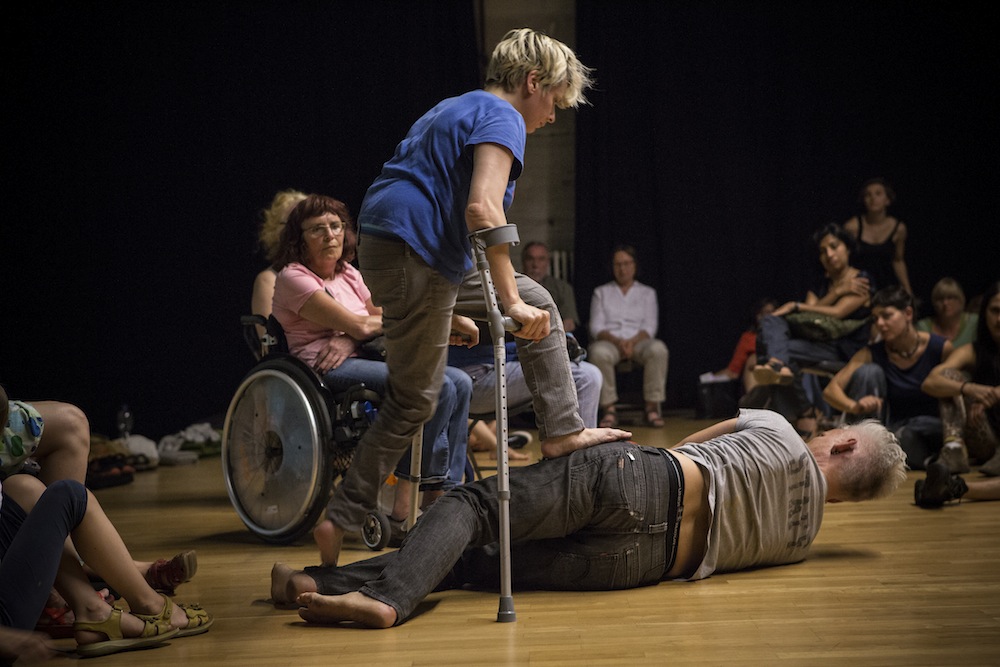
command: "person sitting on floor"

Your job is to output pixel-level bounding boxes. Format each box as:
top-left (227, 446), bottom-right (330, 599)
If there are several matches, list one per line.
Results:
top-left (921, 279), bottom-right (1000, 476)
top-left (0, 389), bottom-right (212, 662)
top-left (269, 408), bottom-right (906, 628)
top-left (916, 277), bottom-right (978, 348)
top-left (749, 223), bottom-right (874, 437)
top-left (822, 286), bottom-right (954, 471)
top-left (588, 244), bottom-right (669, 428)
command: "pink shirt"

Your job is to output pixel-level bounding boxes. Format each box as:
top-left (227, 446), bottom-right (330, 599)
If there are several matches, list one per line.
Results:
top-left (272, 262), bottom-right (372, 365)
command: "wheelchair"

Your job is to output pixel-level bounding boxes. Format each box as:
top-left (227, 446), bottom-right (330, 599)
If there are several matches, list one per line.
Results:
top-left (221, 314), bottom-right (394, 547)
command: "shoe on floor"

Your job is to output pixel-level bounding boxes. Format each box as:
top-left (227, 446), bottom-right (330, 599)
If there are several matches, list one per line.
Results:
top-left (508, 430), bottom-right (533, 449)
top-left (914, 460), bottom-right (968, 508)
top-left (146, 551), bottom-right (197, 596)
top-left (938, 441), bottom-right (970, 474)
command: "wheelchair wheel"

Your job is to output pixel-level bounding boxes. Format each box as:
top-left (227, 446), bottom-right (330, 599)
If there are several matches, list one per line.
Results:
top-left (361, 510), bottom-right (392, 551)
top-left (222, 357), bottom-right (334, 544)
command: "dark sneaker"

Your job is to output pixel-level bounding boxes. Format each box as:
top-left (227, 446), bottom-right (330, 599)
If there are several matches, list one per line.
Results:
top-left (508, 430), bottom-right (533, 449)
top-left (914, 461), bottom-right (968, 509)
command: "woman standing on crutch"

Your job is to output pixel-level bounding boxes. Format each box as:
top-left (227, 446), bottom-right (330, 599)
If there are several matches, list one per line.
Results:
top-left (313, 28), bottom-right (630, 569)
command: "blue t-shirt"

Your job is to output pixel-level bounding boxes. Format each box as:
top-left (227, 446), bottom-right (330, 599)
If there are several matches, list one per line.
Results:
top-left (358, 90), bottom-right (526, 284)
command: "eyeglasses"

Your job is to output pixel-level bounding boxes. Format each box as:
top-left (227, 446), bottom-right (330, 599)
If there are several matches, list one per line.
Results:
top-left (303, 222), bottom-right (346, 237)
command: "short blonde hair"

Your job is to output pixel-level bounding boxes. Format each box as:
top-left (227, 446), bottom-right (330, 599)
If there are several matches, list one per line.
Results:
top-left (485, 28), bottom-right (594, 109)
top-left (258, 189), bottom-right (307, 261)
top-left (931, 277), bottom-right (965, 307)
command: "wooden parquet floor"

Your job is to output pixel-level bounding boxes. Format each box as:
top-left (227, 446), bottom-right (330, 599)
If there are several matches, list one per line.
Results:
top-left (62, 414), bottom-right (1000, 666)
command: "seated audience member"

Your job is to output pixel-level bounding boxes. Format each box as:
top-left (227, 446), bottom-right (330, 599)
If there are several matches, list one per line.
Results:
top-left (448, 326), bottom-right (603, 465)
top-left (916, 277), bottom-right (978, 348)
top-left (703, 298), bottom-right (777, 393)
top-left (251, 189), bottom-right (308, 337)
top-left (467, 420), bottom-right (532, 462)
top-left (1, 390), bottom-right (211, 662)
top-left (588, 245), bottom-right (669, 428)
top-left (823, 287), bottom-right (953, 471)
top-left (750, 223), bottom-right (874, 437)
top-left (1, 398), bottom-right (89, 486)
top-left (270, 194), bottom-right (473, 530)
top-left (270, 409), bottom-right (907, 628)
top-left (921, 280), bottom-right (1000, 476)
top-left (521, 241), bottom-right (580, 333)
top-left (843, 177), bottom-right (912, 295)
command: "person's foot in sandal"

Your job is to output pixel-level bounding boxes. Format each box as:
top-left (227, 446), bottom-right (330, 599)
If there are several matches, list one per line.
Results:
top-left (751, 359), bottom-right (794, 386)
top-left (599, 407), bottom-right (618, 428)
top-left (74, 604), bottom-right (178, 658)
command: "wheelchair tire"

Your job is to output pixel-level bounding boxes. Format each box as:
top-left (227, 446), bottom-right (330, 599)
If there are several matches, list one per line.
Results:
top-left (222, 357), bottom-right (334, 544)
top-left (361, 510), bottom-right (392, 551)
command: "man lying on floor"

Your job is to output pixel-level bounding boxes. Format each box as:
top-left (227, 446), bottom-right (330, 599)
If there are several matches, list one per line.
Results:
top-left (270, 408), bottom-right (907, 628)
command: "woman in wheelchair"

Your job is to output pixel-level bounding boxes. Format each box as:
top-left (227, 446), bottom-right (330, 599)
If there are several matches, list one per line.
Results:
top-left (270, 194), bottom-right (473, 533)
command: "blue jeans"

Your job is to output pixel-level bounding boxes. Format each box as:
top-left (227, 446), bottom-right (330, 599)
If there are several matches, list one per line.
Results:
top-left (0, 479), bottom-right (87, 629)
top-left (323, 358), bottom-right (471, 489)
top-left (845, 363), bottom-right (943, 469)
top-left (461, 359), bottom-right (602, 428)
top-left (306, 441), bottom-right (682, 624)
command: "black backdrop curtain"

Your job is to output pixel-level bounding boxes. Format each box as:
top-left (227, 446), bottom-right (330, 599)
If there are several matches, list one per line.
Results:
top-left (3, 1), bottom-right (479, 437)
top-left (575, 0), bottom-right (998, 409)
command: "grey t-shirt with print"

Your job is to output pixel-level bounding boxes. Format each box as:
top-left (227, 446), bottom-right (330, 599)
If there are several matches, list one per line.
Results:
top-left (674, 408), bottom-right (827, 580)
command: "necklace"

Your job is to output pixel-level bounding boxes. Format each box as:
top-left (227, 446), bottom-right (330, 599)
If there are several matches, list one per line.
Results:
top-left (889, 331), bottom-right (920, 359)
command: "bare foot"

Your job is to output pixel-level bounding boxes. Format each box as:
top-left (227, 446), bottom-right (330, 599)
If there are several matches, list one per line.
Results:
top-left (296, 591), bottom-right (396, 628)
top-left (313, 519), bottom-right (345, 567)
top-left (271, 563), bottom-right (318, 606)
top-left (540, 427), bottom-right (631, 459)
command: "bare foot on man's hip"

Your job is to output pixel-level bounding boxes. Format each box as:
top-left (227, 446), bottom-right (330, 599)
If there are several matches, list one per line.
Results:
top-left (541, 427), bottom-right (632, 459)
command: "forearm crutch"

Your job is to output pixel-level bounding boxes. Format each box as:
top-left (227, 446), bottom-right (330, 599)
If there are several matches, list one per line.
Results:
top-left (468, 224), bottom-right (519, 623)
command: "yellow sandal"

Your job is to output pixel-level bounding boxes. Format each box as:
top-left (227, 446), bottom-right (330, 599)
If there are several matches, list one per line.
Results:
top-left (74, 607), bottom-right (178, 658)
top-left (132, 593), bottom-right (213, 638)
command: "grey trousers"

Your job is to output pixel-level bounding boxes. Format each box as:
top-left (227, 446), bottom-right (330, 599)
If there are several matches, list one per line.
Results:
top-left (326, 236), bottom-right (585, 532)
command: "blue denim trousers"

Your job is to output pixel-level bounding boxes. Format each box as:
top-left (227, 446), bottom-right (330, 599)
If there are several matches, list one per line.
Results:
top-left (307, 441), bottom-right (682, 624)
top-left (323, 358), bottom-right (471, 490)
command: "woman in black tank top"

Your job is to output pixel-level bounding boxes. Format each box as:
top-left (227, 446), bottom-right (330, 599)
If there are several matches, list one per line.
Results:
top-left (843, 178), bottom-right (913, 295)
